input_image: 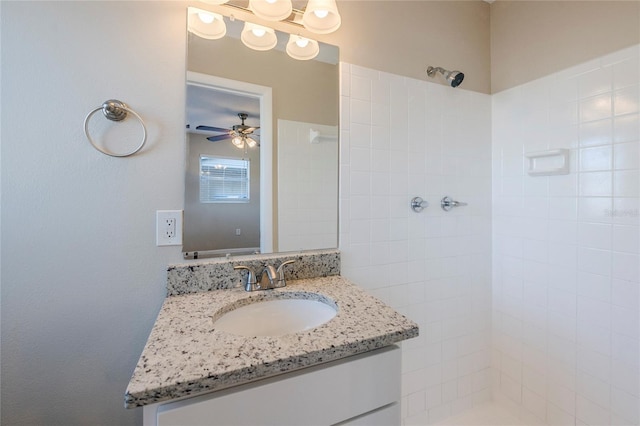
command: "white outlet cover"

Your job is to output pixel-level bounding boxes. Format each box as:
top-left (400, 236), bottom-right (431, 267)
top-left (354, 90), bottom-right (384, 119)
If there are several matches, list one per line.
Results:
top-left (156, 210), bottom-right (183, 246)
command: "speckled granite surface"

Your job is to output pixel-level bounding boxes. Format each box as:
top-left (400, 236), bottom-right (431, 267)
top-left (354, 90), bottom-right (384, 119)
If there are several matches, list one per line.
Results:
top-left (167, 249), bottom-right (340, 296)
top-left (125, 275), bottom-right (418, 408)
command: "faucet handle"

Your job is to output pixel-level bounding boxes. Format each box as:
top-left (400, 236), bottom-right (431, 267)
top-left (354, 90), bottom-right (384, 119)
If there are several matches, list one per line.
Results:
top-left (275, 260), bottom-right (295, 282)
top-left (276, 260), bottom-right (295, 274)
top-left (234, 265), bottom-right (259, 291)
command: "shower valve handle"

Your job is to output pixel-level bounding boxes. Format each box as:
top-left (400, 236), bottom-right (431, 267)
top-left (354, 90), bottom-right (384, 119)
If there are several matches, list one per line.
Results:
top-left (441, 196), bottom-right (468, 211)
top-left (411, 197), bottom-right (429, 212)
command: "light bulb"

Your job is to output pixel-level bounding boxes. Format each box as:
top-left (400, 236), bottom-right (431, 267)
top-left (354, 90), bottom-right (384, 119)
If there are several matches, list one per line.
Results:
top-left (302, 0), bottom-right (340, 33)
top-left (232, 136), bottom-right (244, 148)
top-left (241, 22), bottom-right (277, 50)
top-left (198, 12), bottom-right (215, 24)
top-left (295, 37), bottom-right (309, 48)
top-left (188, 8), bottom-right (226, 39)
top-left (246, 137), bottom-right (257, 148)
top-left (251, 28), bottom-right (266, 37)
top-left (313, 9), bottom-right (329, 18)
top-left (286, 33), bottom-right (319, 60)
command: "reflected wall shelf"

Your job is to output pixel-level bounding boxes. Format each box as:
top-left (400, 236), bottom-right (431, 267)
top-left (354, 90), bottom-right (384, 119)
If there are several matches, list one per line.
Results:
top-left (525, 149), bottom-right (570, 176)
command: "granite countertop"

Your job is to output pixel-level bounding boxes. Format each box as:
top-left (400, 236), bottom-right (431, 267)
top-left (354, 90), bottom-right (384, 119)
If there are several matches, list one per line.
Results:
top-left (125, 275), bottom-right (419, 408)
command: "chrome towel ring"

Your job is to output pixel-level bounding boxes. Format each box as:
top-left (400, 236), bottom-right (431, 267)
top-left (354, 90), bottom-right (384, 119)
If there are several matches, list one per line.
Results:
top-left (84, 99), bottom-right (147, 157)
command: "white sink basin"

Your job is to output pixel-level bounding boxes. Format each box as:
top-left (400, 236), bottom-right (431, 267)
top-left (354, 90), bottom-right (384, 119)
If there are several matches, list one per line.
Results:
top-left (213, 296), bottom-right (337, 337)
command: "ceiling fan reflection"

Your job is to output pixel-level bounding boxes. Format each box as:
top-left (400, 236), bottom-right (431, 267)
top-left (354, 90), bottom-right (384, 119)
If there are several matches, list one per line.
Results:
top-left (196, 112), bottom-right (260, 149)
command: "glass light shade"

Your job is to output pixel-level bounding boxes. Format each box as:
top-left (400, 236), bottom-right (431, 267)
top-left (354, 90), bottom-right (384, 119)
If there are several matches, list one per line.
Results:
top-left (245, 137), bottom-right (258, 148)
top-left (187, 8), bottom-right (226, 40)
top-left (199, 0), bottom-right (229, 4)
top-left (302, 0), bottom-right (341, 34)
top-left (249, 0), bottom-right (293, 21)
top-left (198, 12), bottom-right (215, 24)
top-left (286, 34), bottom-right (319, 60)
top-left (240, 22), bottom-right (278, 51)
top-left (232, 136), bottom-right (244, 148)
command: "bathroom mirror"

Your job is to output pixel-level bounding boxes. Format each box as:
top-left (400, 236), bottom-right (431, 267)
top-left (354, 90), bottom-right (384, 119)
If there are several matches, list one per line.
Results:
top-left (184, 10), bottom-right (339, 257)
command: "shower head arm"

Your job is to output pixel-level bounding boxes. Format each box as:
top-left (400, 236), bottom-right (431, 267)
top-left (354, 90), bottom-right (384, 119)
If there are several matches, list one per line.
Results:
top-left (426, 65), bottom-right (465, 88)
top-left (426, 66), bottom-right (446, 78)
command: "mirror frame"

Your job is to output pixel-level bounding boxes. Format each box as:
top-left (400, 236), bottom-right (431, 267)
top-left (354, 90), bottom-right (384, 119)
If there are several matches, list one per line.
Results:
top-left (186, 71), bottom-right (274, 254)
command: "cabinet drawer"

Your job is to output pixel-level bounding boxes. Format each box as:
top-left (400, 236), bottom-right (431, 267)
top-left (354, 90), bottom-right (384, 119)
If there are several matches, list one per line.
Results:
top-left (146, 345), bottom-right (401, 426)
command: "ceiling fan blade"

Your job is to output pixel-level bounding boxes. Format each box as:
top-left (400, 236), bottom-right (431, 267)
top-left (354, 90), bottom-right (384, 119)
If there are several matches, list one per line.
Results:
top-left (197, 125), bottom-right (230, 133)
top-left (244, 126), bottom-right (260, 133)
top-left (207, 134), bottom-right (232, 142)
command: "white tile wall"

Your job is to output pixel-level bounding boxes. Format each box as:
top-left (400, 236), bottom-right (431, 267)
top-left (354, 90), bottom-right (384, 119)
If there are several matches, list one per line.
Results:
top-left (493, 45), bottom-right (640, 426)
top-left (277, 119), bottom-right (338, 252)
top-left (339, 63), bottom-right (493, 424)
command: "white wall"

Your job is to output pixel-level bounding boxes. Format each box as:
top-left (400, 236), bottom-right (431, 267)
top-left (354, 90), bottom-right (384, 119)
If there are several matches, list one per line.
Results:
top-left (492, 45), bottom-right (640, 425)
top-left (1, 2), bottom-right (187, 424)
top-left (490, 1), bottom-right (640, 93)
top-left (338, 64), bottom-right (494, 424)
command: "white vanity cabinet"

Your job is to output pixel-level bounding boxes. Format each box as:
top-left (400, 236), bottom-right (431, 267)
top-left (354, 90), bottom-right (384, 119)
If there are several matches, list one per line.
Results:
top-left (143, 345), bottom-right (401, 426)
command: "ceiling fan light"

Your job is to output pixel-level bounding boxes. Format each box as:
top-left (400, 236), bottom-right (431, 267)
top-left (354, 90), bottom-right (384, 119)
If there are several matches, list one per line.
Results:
top-left (249, 0), bottom-right (293, 21)
top-left (245, 137), bottom-right (258, 148)
top-left (241, 22), bottom-right (277, 51)
top-left (199, 0), bottom-right (229, 4)
top-left (286, 34), bottom-right (319, 60)
top-left (188, 8), bottom-right (226, 40)
top-left (232, 136), bottom-right (244, 148)
top-left (302, 0), bottom-right (341, 34)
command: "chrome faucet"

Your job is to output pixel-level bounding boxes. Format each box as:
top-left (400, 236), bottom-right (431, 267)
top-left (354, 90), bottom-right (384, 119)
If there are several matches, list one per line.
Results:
top-left (233, 265), bottom-right (260, 291)
top-left (234, 260), bottom-right (295, 292)
top-left (262, 264), bottom-right (279, 288)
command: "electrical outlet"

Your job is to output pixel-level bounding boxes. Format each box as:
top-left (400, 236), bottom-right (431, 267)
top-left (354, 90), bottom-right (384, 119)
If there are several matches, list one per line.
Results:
top-left (156, 210), bottom-right (183, 246)
top-left (235, 228), bottom-right (241, 236)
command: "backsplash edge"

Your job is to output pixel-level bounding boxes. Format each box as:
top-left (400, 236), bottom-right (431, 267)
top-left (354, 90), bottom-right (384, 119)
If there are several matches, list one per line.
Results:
top-left (166, 249), bottom-right (341, 296)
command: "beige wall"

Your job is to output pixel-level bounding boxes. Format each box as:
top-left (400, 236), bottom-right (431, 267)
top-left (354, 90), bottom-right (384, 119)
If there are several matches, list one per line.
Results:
top-left (188, 34), bottom-right (339, 126)
top-left (201, 1), bottom-right (640, 94)
top-left (324, 1), bottom-right (492, 93)
top-left (184, 133), bottom-right (261, 252)
top-left (491, 1), bottom-right (640, 93)
top-left (206, 0), bottom-right (493, 93)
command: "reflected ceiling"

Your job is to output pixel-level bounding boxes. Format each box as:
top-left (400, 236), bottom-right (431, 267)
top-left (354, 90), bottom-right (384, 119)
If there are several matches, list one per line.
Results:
top-left (186, 84), bottom-right (260, 137)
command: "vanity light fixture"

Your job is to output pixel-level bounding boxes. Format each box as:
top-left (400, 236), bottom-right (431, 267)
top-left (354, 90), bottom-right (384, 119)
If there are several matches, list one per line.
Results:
top-left (199, 0), bottom-right (341, 34)
top-left (188, 1), bottom-right (336, 59)
top-left (285, 34), bottom-right (319, 60)
top-left (241, 22), bottom-right (278, 51)
top-left (188, 8), bottom-right (226, 40)
top-left (249, 0), bottom-right (293, 22)
top-left (302, 0), bottom-right (341, 34)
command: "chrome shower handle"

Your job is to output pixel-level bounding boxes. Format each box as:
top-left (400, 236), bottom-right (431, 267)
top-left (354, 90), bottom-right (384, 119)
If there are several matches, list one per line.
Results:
top-left (441, 196), bottom-right (468, 211)
top-left (411, 197), bottom-right (429, 212)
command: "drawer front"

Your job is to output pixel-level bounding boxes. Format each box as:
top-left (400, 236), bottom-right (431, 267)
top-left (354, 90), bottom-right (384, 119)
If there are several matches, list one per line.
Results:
top-left (334, 403), bottom-right (400, 426)
top-left (150, 345), bottom-right (401, 426)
